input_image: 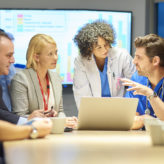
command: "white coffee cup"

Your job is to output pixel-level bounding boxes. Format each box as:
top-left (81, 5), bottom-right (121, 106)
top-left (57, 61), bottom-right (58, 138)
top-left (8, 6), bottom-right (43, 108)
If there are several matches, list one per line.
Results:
top-left (50, 117), bottom-right (66, 134)
top-left (144, 117), bottom-right (160, 132)
top-left (149, 123), bottom-right (163, 145)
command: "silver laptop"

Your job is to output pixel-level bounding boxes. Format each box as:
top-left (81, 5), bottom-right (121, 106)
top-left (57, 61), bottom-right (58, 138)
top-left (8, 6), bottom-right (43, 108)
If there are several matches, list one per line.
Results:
top-left (77, 97), bottom-right (138, 130)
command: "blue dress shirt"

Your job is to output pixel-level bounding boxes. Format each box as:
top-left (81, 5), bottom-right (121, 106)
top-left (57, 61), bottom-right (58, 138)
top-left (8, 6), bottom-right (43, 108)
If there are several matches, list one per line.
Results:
top-left (0, 64), bottom-right (16, 111)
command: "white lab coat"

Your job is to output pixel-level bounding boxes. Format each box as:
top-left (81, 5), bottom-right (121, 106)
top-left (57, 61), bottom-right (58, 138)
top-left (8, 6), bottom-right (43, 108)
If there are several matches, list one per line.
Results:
top-left (73, 47), bottom-right (136, 109)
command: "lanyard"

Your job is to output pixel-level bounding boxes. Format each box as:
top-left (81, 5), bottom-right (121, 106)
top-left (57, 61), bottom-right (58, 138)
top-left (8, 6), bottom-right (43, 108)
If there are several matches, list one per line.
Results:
top-left (145, 79), bottom-right (164, 115)
top-left (37, 73), bottom-right (50, 111)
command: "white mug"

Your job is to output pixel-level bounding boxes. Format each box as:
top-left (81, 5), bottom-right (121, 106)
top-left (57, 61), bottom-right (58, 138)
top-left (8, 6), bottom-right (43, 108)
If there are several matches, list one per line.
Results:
top-left (50, 117), bottom-right (66, 134)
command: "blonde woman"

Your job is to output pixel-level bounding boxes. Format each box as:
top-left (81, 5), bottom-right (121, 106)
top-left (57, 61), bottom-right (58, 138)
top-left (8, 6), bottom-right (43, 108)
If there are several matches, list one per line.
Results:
top-left (10, 34), bottom-right (77, 128)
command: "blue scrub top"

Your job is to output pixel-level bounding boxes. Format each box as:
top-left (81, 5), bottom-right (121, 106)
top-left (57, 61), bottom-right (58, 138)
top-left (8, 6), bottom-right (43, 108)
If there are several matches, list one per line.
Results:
top-left (99, 57), bottom-right (111, 97)
top-left (125, 71), bottom-right (164, 117)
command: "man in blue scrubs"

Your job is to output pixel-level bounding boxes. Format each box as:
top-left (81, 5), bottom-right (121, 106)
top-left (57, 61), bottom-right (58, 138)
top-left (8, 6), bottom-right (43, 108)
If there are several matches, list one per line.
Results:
top-left (121, 34), bottom-right (164, 129)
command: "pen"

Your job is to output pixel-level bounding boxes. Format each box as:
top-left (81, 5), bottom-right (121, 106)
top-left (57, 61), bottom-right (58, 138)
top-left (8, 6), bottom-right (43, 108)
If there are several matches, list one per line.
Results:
top-left (113, 72), bottom-right (115, 79)
top-left (44, 106), bottom-right (53, 115)
top-left (44, 110), bottom-right (51, 115)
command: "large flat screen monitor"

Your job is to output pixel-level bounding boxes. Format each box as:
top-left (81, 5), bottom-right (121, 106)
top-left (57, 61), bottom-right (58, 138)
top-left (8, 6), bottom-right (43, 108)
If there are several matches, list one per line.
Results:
top-left (0, 9), bottom-right (132, 84)
top-left (157, 2), bottom-right (164, 38)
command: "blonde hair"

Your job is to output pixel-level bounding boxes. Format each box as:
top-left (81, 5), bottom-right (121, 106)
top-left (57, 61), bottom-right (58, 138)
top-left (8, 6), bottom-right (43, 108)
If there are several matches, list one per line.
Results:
top-left (26, 34), bottom-right (56, 70)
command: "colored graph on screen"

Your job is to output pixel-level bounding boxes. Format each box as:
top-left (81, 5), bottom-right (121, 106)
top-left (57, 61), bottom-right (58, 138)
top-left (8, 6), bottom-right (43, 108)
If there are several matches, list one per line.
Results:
top-left (0, 9), bottom-right (132, 84)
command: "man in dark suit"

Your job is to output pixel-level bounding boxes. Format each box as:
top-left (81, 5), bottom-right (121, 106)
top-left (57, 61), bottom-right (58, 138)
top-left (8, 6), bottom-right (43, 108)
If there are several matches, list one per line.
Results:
top-left (0, 29), bottom-right (20, 124)
top-left (0, 29), bottom-right (46, 124)
top-left (0, 29), bottom-right (52, 164)
top-left (0, 86), bottom-right (19, 124)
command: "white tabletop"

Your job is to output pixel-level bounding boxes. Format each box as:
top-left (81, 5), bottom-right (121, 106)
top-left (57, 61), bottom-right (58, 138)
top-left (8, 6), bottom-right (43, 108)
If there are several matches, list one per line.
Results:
top-left (4, 130), bottom-right (164, 164)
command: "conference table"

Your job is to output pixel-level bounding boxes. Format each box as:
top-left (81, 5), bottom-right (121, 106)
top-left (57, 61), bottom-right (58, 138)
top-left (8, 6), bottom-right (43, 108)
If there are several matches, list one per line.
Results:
top-left (4, 130), bottom-right (164, 164)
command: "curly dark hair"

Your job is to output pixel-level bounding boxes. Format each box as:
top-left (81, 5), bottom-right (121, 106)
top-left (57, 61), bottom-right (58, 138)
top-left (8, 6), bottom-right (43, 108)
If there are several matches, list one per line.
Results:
top-left (73, 20), bottom-right (115, 59)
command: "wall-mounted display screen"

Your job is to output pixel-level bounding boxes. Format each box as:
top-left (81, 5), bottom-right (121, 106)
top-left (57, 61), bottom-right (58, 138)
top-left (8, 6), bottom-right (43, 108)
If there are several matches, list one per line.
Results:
top-left (0, 9), bottom-right (132, 84)
top-left (157, 2), bottom-right (164, 38)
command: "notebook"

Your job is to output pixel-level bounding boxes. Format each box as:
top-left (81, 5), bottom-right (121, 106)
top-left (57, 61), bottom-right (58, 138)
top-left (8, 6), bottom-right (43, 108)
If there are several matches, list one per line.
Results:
top-left (77, 97), bottom-right (138, 130)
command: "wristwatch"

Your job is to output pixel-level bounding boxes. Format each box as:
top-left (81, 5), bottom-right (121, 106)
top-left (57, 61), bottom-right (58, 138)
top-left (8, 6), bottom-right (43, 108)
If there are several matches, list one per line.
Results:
top-left (30, 125), bottom-right (38, 139)
top-left (147, 91), bottom-right (157, 101)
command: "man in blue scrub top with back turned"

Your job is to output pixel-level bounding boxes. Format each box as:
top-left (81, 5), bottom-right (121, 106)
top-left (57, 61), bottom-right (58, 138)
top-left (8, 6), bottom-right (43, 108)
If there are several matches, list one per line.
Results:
top-left (121, 34), bottom-right (164, 130)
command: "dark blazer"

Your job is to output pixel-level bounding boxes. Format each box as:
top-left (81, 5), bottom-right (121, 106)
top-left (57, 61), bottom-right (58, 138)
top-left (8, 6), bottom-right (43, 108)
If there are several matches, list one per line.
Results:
top-left (0, 85), bottom-right (19, 124)
top-left (0, 142), bottom-right (5, 164)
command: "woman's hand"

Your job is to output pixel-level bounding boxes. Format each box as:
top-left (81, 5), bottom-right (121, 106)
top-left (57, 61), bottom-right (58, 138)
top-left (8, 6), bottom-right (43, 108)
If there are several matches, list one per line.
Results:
top-left (66, 116), bottom-right (78, 129)
top-left (44, 109), bottom-right (58, 117)
top-left (28, 109), bottom-right (45, 120)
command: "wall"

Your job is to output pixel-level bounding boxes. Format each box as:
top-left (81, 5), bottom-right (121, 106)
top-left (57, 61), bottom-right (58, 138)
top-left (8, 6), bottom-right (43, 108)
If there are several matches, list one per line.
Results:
top-left (0, 0), bottom-right (149, 116)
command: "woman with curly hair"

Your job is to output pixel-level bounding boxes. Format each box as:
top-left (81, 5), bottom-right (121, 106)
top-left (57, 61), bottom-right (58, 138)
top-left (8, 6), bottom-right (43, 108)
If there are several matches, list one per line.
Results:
top-left (73, 20), bottom-right (136, 109)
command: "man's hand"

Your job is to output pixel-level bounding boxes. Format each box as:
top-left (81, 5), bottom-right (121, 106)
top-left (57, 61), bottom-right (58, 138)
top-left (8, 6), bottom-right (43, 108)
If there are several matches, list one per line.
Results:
top-left (32, 119), bottom-right (52, 138)
top-left (121, 78), bottom-right (153, 97)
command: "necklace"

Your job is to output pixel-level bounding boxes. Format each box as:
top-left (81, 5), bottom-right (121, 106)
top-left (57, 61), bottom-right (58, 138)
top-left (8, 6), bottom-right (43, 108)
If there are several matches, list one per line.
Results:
top-left (145, 79), bottom-right (164, 115)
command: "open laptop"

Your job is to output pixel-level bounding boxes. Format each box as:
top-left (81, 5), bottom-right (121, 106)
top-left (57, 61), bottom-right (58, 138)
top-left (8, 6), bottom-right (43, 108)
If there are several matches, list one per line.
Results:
top-left (77, 97), bottom-right (139, 130)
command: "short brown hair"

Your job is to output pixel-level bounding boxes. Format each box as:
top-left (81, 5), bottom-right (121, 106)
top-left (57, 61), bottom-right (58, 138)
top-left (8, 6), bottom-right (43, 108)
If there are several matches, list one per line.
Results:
top-left (0, 29), bottom-right (13, 41)
top-left (135, 34), bottom-right (164, 66)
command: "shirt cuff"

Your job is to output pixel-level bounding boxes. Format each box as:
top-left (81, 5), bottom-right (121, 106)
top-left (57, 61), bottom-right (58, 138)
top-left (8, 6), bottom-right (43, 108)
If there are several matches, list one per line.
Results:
top-left (17, 117), bottom-right (28, 125)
